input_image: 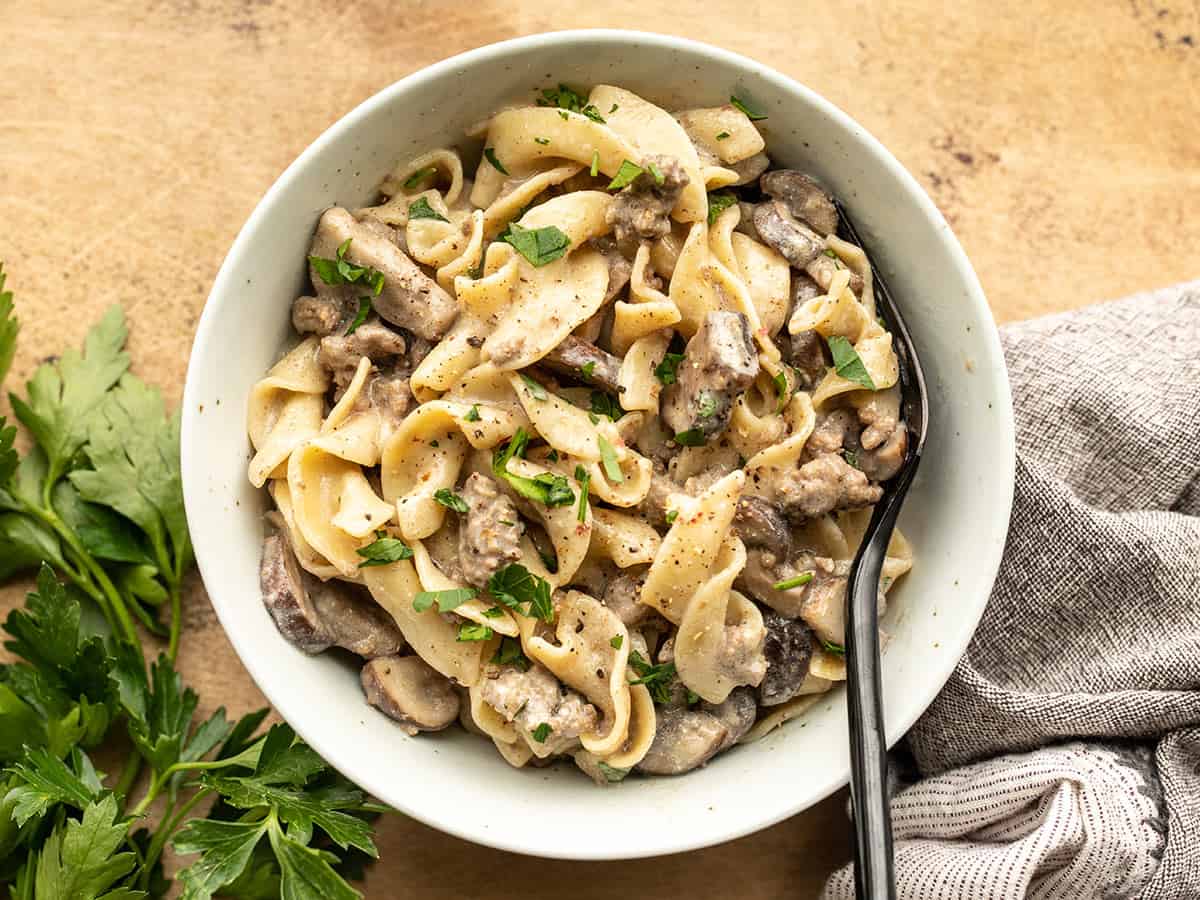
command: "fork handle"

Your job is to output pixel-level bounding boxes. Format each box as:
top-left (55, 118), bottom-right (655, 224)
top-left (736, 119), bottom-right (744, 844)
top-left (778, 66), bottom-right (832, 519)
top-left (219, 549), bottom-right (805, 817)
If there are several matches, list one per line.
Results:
top-left (845, 495), bottom-right (905, 900)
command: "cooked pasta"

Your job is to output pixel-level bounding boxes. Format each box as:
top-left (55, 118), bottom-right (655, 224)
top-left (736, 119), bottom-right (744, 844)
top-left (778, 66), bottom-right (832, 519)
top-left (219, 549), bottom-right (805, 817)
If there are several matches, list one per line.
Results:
top-left (250, 83), bottom-right (914, 783)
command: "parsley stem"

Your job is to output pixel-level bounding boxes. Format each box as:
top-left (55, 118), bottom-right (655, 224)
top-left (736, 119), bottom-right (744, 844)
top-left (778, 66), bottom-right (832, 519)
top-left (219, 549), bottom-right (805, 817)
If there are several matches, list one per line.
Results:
top-left (113, 753), bottom-right (143, 805)
top-left (131, 755), bottom-right (259, 818)
top-left (140, 787), bottom-right (212, 891)
top-left (166, 581), bottom-right (182, 662)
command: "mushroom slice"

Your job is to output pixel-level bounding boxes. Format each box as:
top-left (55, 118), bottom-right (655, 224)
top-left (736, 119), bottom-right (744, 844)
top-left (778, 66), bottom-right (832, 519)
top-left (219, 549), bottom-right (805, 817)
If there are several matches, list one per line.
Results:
top-left (702, 686), bottom-right (758, 751)
top-left (727, 151), bottom-right (770, 187)
top-left (542, 335), bottom-right (623, 393)
top-left (308, 580), bottom-right (405, 659)
top-left (757, 609), bottom-right (815, 706)
top-left (760, 170), bottom-right (838, 236)
top-left (752, 200), bottom-right (825, 269)
top-left (260, 533), bottom-right (332, 654)
top-left (361, 655), bottom-right (460, 735)
top-left (636, 706), bottom-right (729, 775)
top-left (732, 496), bottom-right (792, 557)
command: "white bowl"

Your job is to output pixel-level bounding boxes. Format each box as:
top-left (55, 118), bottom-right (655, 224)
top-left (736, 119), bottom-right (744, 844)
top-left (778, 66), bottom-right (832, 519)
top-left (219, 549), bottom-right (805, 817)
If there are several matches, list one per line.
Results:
top-left (182, 30), bottom-right (1014, 860)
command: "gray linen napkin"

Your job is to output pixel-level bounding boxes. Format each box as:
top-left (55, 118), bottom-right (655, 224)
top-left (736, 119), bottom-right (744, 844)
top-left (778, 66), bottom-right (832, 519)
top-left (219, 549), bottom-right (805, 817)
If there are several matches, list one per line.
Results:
top-left (823, 281), bottom-right (1200, 899)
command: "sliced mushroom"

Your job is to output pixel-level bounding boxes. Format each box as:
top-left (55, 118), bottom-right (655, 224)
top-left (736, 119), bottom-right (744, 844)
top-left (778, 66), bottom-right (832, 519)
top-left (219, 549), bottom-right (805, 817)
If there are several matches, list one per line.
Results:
top-left (542, 335), bottom-right (623, 393)
top-left (458, 472), bottom-right (525, 589)
top-left (292, 295), bottom-right (349, 336)
top-left (361, 655), bottom-right (460, 735)
top-left (636, 706), bottom-right (729, 775)
top-left (701, 686), bottom-right (758, 750)
top-left (590, 235), bottom-right (634, 302)
top-left (732, 496), bottom-right (793, 558)
top-left (734, 201), bottom-right (761, 241)
top-left (858, 426), bottom-right (908, 482)
top-left (310, 207), bottom-right (458, 341)
top-left (760, 170), bottom-right (838, 236)
top-left (805, 252), bottom-right (864, 296)
top-left (783, 327), bottom-right (829, 391)
top-left (260, 534), bottom-right (332, 654)
top-left (661, 310), bottom-right (759, 440)
top-left (606, 154), bottom-right (690, 254)
top-left (308, 580), bottom-right (405, 659)
top-left (727, 151), bottom-right (770, 186)
top-left (753, 200), bottom-right (825, 269)
top-left (757, 609), bottom-right (815, 706)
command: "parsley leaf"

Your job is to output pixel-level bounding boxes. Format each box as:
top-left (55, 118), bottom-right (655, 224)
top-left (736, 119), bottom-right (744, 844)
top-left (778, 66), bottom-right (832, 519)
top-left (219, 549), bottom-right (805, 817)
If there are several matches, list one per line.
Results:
top-left (412, 587), bottom-right (477, 613)
top-left (483, 147), bottom-right (509, 175)
top-left (822, 639), bottom-right (846, 656)
top-left (534, 136), bottom-right (550, 145)
top-left (706, 190), bottom-right (739, 225)
top-left (518, 373), bottom-right (547, 400)
top-left (580, 361), bottom-right (596, 382)
top-left (627, 650), bottom-right (678, 705)
top-left (6, 746), bottom-right (102, 827)
top-left (646, 162), bottom-right (665, 185)
top-left (589, 390), bottom-right (621, 420)
top-left (654, 352), bottom-right (684, 386)
top-left (308, 239), bottom-right (385, 297)
top-left (344, 298), bottom-right (372, 336)
top-left (433, 489), bottom-right (468, 513)
top-left (0, 262), bottom-right (19, 386)
top-left (730, 93), bottom-right (768, 120)
top-left (174, 817), bottom-right (271, 899)
top-left (403, 166), bottom-right (436, 189)
top-left (531, 723), bottom-right (552, 743)
top-left (31, 795), bottom-right (138, 899)
top-left (696, 391), bottom-right (719, 420)
top-left (407, 196), bottom-right (448, 222)
top-left (502, 223), bottom-right (571, 267)
top-left (491, 636), bottom-right (530, 670)
top-left (716, 131), bottom-right (731, 141)
top-left (590, 150), bottom-right (600, 177)
top-left (457, 622), bottom-right (494, 642)
top-left (464, 404), bottom-right (481, 422)
top-left (672, 429), bottom-right (707, 447)
top-left (773, 369), bottom-right (791, 412)
top-left (574, 465), bottom-right (591, 524)
top-left (491, 429), bottom-right (575, 508)
top-left (597, 761), bottom-right (629, 783)
top-left (597, 436), bottom-right (624, 484)
top-left (665, 509), bottom-right (679, 525)
top-left (536, 83), bottom-right (605, 122)
top-left (773, 572), bottom-right (814, 591)
top-left (355, 532), bottom-right (413, 568)
top-left (607, 160), bottom-right (643, 191)
top-left (609, 634), bottom-right (623, 650)
top-left (826, 335), bottom-right (877, 390)
top-left (487, 564), bottom-right (554, 622)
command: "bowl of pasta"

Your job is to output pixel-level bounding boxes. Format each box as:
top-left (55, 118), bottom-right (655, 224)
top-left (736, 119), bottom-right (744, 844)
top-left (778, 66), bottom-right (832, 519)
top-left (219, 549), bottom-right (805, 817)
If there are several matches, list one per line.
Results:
top-left (181, 30), bottom-right (1014, 858)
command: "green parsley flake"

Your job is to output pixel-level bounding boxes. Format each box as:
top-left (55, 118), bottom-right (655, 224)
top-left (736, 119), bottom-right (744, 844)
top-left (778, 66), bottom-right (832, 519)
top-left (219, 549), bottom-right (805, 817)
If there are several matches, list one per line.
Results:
top-left (627, 650), bottom-right (678, 705)
top-left (654, 352), bottom-right (684, 385)
top-left (492, 636), bottom-right (531, 670)
top-left (483, 147), bottom-right (509, 175)
top-left (730, 94), bottom-right (768, 121)
top-left (457, 622), bottom-right (494, 642)
top-left (308, 238), bottom-right (385, 296)
top-left (433, 488), bottom-right (468, 513)
top-left (822, 639), bottom-right (846, 656)
top-left (696, 391), bottom-right (719, 420)
top-left (488, 563), bottom-right (555, 622)
top-left (502, 223), bottom-right (571, 267)
top-left (464, 404), bottom-right (482, 422)
top-left (706, 191), bottom-right (739, 226)
top-left (575, 464), bottom-right (591, 524)
top-left (344, 297), bottom-right (372, 336)
top-left (608, 160), bottom-right (643, 191)
top-left (824, 248), bottom-right (839, 259)
top-left (673, 429), bottom-right (706, 447)
top-left (407, 196), bottom-right (448, 222)
top-left (608, 103), bottom-right (619, 114)
top-left (665, 509), bottom-right (679, 525)
top-left (773, 572), bottom-right (814, 591)
top-left (531, 723), bottom-right (552, 743)
top-left (597, 435), bottom-right (624, 483)
top-left (483, 606), bottom-right (504, 618)
top-left (581, 360), bottom-right (596, 382)
top-left (403, 166), bottom-right (437, 188)
top-left (519, 373), bottom-right (547, 400)
top-left (588, 412), bottom-right (600, 425)
top-left (646, 162), bottom-right (665, 185)
top-left (590, 390), bottom-right (621, 420)
top-left (597, 761), bottom-right (629, 782)
top-left (492, 428), bottom-right (575, 507)
top-left (772, 370), bottom-right (790, 413)
top-left (355, 533), bottom-right (414, 568)
top-left (534, 136), bottom-right (551, 145)
top-left (536, 83), bottom-right (606, 123)
top-left (844, 448), bottom-right (860, 469)
top-left (826, 335), bottom-right (877, 390)
top-left (610, 634), bottom-right (623, 650)
top-left (590, 150), bottom-right (600, 177)
top-left (413, 586), bottom-right (478, 613)
top-left (716, 131), bottom-right (731, 140)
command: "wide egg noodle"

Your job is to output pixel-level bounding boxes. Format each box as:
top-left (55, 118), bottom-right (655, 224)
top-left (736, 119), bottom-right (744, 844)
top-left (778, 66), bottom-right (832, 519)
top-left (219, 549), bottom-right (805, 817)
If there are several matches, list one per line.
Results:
top-left (481, 162), bottom-right (584, 240)
top-left (588, 508), bottom-right (661, 568)
top-left (268, 480), bottom-right (342, 582)
top-left (247, 337), bottom-right (329, 487)
top-left (674, 105), bottom-right (766, 167)
top-left (611, 244), bottom-right (681, 356)
top-left (616, 330), bottom-right (671, 413)
top-left (409, 539), bottom-right (519, 637)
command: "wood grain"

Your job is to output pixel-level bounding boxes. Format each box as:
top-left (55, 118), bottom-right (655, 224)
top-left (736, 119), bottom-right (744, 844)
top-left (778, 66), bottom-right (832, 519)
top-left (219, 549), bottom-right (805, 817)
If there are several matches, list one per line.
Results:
top-left (1, 1), bottom-right (1196, 896)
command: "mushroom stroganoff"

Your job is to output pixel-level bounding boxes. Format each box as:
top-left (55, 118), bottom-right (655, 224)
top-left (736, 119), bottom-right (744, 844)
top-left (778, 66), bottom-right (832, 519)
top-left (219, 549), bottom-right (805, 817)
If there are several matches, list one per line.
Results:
top-left (247, 83), bottom-right (913, 781)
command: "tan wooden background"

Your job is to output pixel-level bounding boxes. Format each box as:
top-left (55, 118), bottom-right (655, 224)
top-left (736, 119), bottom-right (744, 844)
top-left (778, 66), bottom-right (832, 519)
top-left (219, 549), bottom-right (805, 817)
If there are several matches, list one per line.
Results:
top-left (2, 1), bottom-right (1197, 896)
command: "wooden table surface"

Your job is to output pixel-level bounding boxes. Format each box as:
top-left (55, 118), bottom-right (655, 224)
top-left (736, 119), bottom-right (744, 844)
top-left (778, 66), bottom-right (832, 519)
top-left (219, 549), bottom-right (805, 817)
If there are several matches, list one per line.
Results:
top-left (2, 1), bottom-right (1197, 896)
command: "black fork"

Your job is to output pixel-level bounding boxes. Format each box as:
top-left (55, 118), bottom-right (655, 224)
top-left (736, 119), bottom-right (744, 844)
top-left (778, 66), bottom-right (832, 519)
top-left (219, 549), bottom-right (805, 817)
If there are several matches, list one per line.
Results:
top-left (835, 203), bottom-right (929, 900)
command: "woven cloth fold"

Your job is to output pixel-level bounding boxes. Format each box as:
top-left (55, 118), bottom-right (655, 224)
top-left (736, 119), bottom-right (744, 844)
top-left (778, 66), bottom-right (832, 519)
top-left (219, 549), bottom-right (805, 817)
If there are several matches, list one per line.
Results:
top-left (823, 282), bottom-right (1200, 900)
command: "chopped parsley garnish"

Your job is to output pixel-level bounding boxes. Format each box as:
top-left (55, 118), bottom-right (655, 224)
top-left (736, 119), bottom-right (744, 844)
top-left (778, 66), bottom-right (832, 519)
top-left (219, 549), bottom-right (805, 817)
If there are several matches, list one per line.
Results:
top-left (483, 605), bottom-right (505, 617)
top-left (413, 586), bottom-right (478, 613)
top-left (492, 428), bottom-right (575, 507)
top-left (558, 110), bottom-right (569, 120)
top-left (407, 196), bottom-right (448, 222)
top-left (822, 640), bottom-right (846, 656)
top-left (597, 761), bottom-right (629, 782)
top-left (345, 297), bottom-right (372, 336)
top-left (824, 247), bottom-right (839, 259)
top-left (546, 449), bottom-right (559, 462)
top-left (696, 391), bottom-right (719, 420)
top-left (457, 622), bottom-right (494, 642)
top-left (590, 150), bottom-right (600, 177)
top-left (536, 83), bottom-right (606, 122)
top-left (483, 147), bottom-right (509, 175)
top-left (492, 636), bottom-right (530, 670)
top-left (646, 162), bottom-right (665, 185)
top-left (464, 404), bottom-right (482, 422)
top-left (588, 412), bottom-right (600, 425)
top-left (403, 166), bottom-right (437, 188)
top-left (716, 131), bottom-right (731, 140)
top-left (590, 390), bottom-right (621, 420)
top-left (430, 440), bottom-right (439, 448)
top-left (534, 136), bottom-right (551, 145)
top-left (581, 360), bottom-right (596, 381)
top-left (665, 509), bottom-right (679, 525)
top-left (844, 448), bottom-right (860, 469)
top-left (673, 429), bottom-right (706, 447)
top-left (308, 238), bottom-right (385, 296)
top-left (575, 464), bottom-right (591, 523)
top-left (531, 723), bottom-right (552, 743)
top-left (502, 223), bottom-right (571, 267)
top-left (608, 160), bottom-right (643, 191)
top-left (730, 93), bottom-right (768, 121)
top-left (487, 563), bottom-right (555, 622)
top-left (654, 352), bottom-right (684, 385)
top-left (627, 650), bottom-right (678, 704)
top-left (772, 369), bottom-right (791, 412)
top-left (608, 103), bottom-right (619, 114)
top-left (610, 634), bottom-right (623, 650)
top-left (519, 372), bottom-right (547, 400)
top-left (686, 689), bottom-right (701, 705)
top-left (597, 435), bottom-right (624, 483)
top-left (826, 335), bottom-right (877, 390)
top-left (355, 531), bottom-right (414, 568)
top-left (433, 488), bottom-right (468, 513)
top-left (706, 190), bottom-right (739, 225)
top-left (773, 572), bottom-right (814, 591)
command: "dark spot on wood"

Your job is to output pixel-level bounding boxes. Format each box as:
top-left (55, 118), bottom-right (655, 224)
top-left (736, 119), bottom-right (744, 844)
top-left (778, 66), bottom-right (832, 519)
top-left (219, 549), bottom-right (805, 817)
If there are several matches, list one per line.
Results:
top-left (955, 152), bottom-right (974, 166)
